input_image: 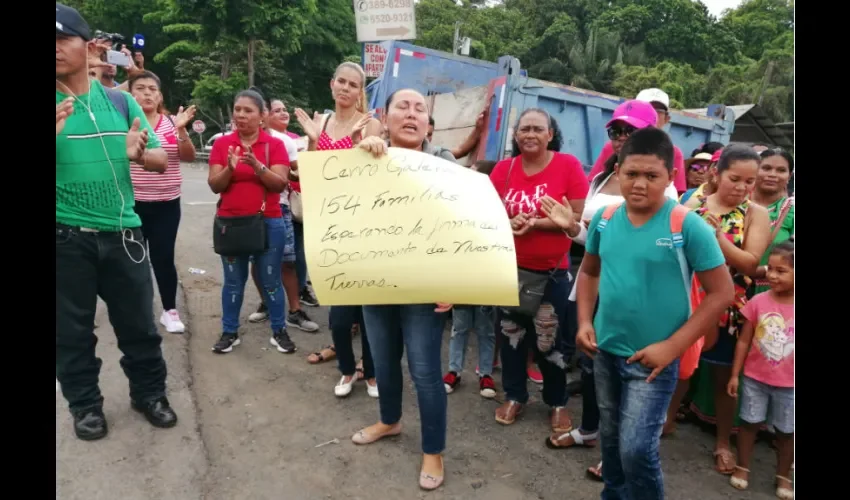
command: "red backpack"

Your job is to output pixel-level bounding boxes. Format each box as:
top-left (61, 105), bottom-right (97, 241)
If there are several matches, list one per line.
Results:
top-left (598, 201), bottom-right (703, 379)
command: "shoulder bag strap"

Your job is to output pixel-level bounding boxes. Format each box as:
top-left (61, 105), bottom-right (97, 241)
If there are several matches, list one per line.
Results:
top-left (769, 196), bottom-right (793, 241)
top-left (258, 142), bottom-right (269, 214)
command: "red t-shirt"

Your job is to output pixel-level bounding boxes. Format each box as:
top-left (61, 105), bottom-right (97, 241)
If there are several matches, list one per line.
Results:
top-left (490, 152), bottom-right (590, 271)
top-left (587, 141), bottom-right (686, 193)
top-left (209, 129), bottom-right (289, 218)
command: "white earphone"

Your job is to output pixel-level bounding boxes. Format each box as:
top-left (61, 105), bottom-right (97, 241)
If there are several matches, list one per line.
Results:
top-left (57, 58), bottom-right (147, 264)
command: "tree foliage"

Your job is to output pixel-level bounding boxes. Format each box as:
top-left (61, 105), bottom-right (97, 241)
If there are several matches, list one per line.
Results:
top-left (69, 0), bottom-right (793, 135)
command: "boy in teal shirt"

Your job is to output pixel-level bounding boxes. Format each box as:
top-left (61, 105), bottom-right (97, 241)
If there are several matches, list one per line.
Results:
top-left (576, 128), bottom-right (733, 499)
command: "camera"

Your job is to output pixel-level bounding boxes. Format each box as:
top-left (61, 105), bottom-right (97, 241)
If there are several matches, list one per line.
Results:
top-left (94, 30), bottom-right (125, 50)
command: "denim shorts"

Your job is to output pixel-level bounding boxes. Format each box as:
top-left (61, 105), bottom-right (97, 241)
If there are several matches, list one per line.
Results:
top-left (248, 207), bottom-right (296, 264)
top-left (739, 375), bottom-right (794, 433)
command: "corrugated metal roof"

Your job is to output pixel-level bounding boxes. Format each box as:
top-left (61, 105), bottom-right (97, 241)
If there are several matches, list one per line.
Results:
top-left (683, 104), bottom-right (792, 148)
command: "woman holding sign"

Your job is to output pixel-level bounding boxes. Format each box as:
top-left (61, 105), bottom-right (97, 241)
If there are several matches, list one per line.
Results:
top-left (294, 61), bottom-right (382, 398)
top-left (489, 109), bottom-right (589, 440)
top-left (352, 89), bottom-right (454, 491)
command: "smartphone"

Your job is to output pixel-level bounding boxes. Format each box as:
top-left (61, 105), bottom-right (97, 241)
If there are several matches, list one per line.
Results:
top-left (106, 50), bottom-right (130, 67)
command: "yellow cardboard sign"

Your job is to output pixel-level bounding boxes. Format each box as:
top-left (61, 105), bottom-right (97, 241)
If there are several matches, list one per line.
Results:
top-left (298, 147), bottom-right (519, 306)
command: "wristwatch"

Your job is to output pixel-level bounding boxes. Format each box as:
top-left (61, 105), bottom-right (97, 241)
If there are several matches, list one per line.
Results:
top-left (256, 164), bottom-right (268, 175)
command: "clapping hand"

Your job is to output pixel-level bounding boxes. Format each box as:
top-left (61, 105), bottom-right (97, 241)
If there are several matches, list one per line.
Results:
top-left (56, 97), bottom-right (75, 136)
top-left (227, 146), bottom-right (242, 170)
top-left (540, 195), bottom-right (576, 230)
top-left (173, 105), bottom-right (197, 130)
top-left (125, 117), bottom-right (149, 162)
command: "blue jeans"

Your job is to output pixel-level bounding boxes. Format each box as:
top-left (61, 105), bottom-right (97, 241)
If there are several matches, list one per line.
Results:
top-left (499, 268), bottom-right (573, 406)
top-left (363, 304), bottom-right (447, 454)
top-left (221, 217), bottom-right (286, 333)
top-left (448, 306), bottom-right (496, 376)
top-left (330, 306), bottom-right (373, 379)
top-left (594, 349), bottom-right (679, 500)
top-left (293, 219), bottom-right (308, 291)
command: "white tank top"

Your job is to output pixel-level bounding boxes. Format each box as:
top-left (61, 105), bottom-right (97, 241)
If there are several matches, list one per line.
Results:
top-left (568, 173), bottom-right (679, 301)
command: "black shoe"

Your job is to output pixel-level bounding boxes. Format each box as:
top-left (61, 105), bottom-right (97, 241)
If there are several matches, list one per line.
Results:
top-left (132, 397), bottom-right (178, 428)
top-left (299, 287), bottom-right (319, 307)
top-left (212, 333), bottom-right (240, 353)
top-left (73, 407), bottom-right (108, 441)
top-left (270, 329), bottom-right (297, 353)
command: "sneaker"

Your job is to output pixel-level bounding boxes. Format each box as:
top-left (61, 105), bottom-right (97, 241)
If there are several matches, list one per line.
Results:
top-left (248, 303), bottom-right (268, 323)
top-left (286, 309), bottom-right (319, 332)
top-left (270, 329), bottom-right (297, 353)
top-left (299, 287), bottom-right (319, 307)
top-left (443, 371), bottom-right (461, 393)
top-left (528, 366), bottom-right (543, 384)
top-left (212, 333), bottom-right (240, 354)
top-left (479, 375), bottom-right (497, 398)
top-left (475, 359), bottom-right (500, 376)
top-left (160, 309), bottom-right (185, 333)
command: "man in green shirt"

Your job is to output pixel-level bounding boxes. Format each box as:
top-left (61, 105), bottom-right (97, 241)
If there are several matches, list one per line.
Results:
top-left (577, 128), bottom-right (733, 499)
top-left (56, 3), bottom-right (176, 441)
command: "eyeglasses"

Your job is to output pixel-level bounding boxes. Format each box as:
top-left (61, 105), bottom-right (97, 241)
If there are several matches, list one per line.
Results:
top-left (607, 125), bottom-right (637, 140)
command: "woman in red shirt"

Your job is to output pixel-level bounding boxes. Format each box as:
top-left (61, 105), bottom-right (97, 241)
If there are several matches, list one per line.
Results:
top-left (489, 108), bottom-right (589, 437)
top-left (207, 90), bottom-right (294, 355)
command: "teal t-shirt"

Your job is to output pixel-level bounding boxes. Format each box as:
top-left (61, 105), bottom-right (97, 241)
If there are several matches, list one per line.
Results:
top-left (56, 80), bottom-right (161, 230)
top-left (585, 198), bottom-right (726, 357)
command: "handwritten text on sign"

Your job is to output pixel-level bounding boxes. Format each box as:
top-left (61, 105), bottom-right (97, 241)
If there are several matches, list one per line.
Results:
top-left (298, 148), bottom-right (519, 306)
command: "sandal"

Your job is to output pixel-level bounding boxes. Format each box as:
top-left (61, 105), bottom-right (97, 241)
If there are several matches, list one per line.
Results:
top-left (545, 428), bottom-right (599, 449)
top-left (586, 461), bottom-right (603, 482)
top-left (729, 466), bottom-right (750, 490)
top-left (307, 345), bottom-right (336, 364)
top-left (775, 475), bottom-right (794, 499)
top-left (713, 448), bottom-right (737, 475)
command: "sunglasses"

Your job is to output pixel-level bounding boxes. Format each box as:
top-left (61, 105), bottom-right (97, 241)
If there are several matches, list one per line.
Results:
top-left (607, 125), bottom-right (637, 140)
top-left (689, 163), bottom-right (709, 172)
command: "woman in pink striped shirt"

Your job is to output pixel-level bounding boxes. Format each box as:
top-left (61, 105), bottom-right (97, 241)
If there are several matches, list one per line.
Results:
top-left (128, 71), bottom-right (197, 334)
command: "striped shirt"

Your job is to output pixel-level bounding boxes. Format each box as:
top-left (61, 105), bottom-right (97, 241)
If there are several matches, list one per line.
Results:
top-left (130, 115), bottom-right (182, 202)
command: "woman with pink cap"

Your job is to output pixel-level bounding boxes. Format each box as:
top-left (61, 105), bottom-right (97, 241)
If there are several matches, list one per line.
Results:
top-left (538, 100), bottom-right (678, 481)
top-left (587, 89), bottom-right (688, 194)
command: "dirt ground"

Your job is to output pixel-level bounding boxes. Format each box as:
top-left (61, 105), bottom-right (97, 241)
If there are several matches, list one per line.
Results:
top-left (56, 165), bottom-right (783, 500)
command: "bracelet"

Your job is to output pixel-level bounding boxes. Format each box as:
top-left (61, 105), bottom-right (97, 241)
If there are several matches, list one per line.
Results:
top-left (255, 164), bottom-right (268, 175)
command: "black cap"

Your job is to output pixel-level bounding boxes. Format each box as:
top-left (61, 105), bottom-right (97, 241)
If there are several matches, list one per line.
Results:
top-left (56, 3), bottom-right (91, 41)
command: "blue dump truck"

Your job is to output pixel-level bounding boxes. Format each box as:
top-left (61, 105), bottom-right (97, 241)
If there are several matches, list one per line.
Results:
top-left (366, 41), bottom-right (735, 169)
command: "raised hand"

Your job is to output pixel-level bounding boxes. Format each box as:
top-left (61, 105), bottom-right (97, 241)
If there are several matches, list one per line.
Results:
top-left (56, 97), bottom-right (75, 136)
top-left (294, 108), bottom-right (320, 142)
top-left (351, 112), bottom-right (374, 144)
top-left (173, 105), bottom-right (197, 130)
top-left (227, 146), bottom-right (242, 170)
top-left (125, 117), bottom-right (149, 162)
top-left (540, 195), bottom-right (576, 230)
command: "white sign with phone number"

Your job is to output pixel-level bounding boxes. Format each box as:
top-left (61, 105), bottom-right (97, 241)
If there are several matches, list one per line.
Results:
top-left (353, 0), bottom-right (417, 42)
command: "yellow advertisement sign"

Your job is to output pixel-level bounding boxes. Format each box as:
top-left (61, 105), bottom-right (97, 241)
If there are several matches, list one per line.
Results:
top-left (298, 147), bottom-right (519, 306)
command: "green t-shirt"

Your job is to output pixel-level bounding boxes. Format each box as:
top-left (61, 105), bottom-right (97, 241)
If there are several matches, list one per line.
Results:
top-left (585, 198), bottom-right (727, 357)
top-left (56, 80), bottom-right (161, 230)
top-left (754, 196), bottom-right (794, 294)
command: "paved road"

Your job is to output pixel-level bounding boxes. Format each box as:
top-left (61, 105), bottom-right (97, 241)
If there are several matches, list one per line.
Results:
top-left (57, 163), bottom-right (781, 500)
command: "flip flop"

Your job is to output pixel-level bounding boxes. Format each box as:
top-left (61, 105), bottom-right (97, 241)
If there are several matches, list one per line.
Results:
top-left (307, 345), bottom-right (336, 364)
